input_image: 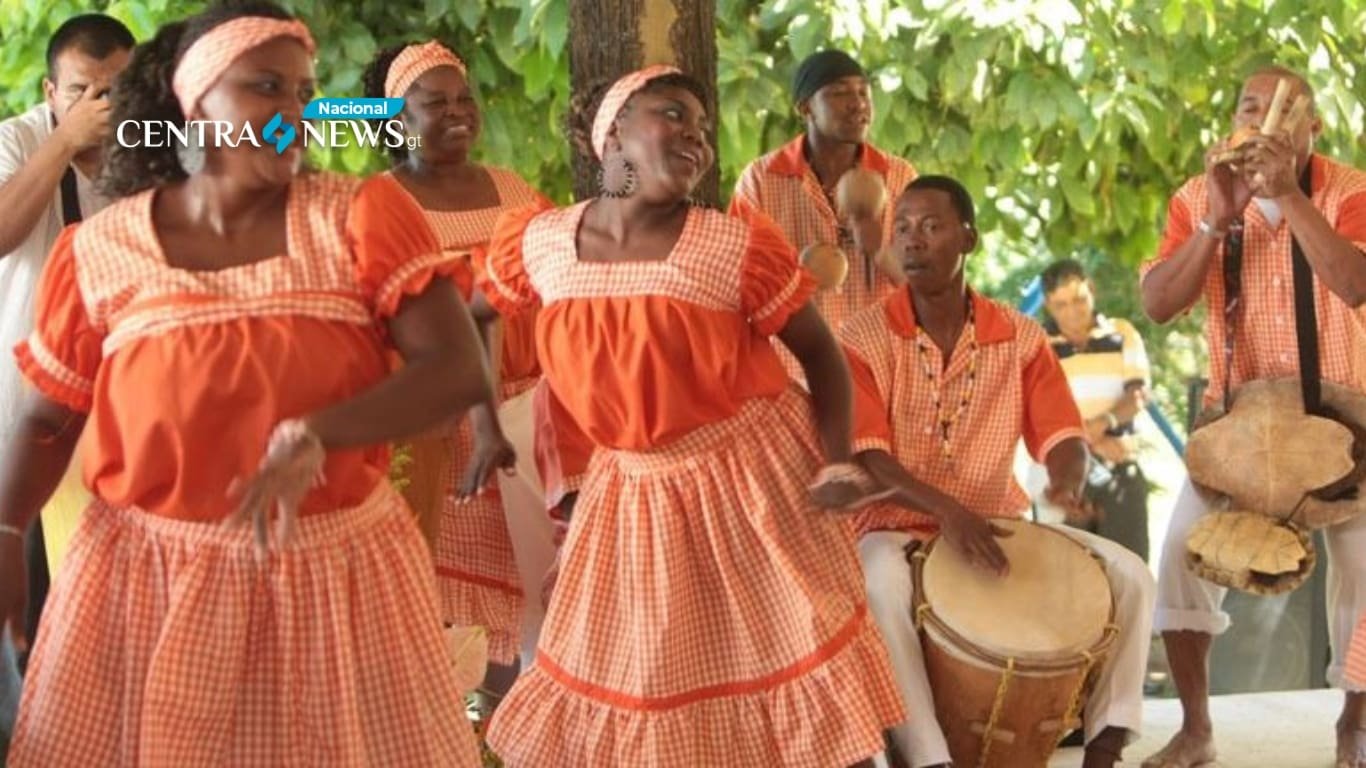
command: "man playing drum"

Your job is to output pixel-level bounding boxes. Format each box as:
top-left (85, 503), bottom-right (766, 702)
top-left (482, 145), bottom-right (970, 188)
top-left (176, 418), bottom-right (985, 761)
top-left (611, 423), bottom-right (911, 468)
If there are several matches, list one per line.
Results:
top-left (1141, 66), bottom-right (1366, 768)
top-left (841, 176), bottom-right (1155, 768)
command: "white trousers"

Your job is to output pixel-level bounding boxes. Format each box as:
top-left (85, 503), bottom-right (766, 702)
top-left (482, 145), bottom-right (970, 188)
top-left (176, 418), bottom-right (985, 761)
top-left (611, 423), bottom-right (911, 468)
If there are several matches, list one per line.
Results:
top-left (860, 527), bottom-right (1155, 767)
top-left (1154, 477), bottom-right (1366, 691)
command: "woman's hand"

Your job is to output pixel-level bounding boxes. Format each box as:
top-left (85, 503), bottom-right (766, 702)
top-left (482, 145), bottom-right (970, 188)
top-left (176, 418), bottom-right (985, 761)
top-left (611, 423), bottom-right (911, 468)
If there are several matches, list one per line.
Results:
top-left (808, 463), bottom-right (891, 511)
top-left (460, 427), bottom-right (517, 499)
top-left (228, 420), bottom-right (325, 561)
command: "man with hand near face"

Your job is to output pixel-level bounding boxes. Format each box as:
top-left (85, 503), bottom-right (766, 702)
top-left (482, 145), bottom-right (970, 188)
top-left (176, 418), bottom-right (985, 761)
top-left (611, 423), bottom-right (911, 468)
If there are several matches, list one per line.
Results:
top-left (0, 15), bottom-right (133, 743)
top-left (1140, 65), bottom-right (1366, 768)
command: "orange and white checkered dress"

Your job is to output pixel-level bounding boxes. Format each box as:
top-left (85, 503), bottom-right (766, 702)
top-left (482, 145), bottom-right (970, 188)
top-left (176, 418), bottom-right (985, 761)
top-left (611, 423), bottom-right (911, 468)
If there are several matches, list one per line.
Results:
top-left (1348, 613), bottom-right (1366, 687)
top-left (1142, 154), bottom-right (1366, 407)
top-left (477, 202), bottom-right (904, 767)
top-left (8, 171), bottom-right (480, 767)
top-left (841, 290), bottom-right (1085, 537)
top-left (390, 167), bottom-right (551, 664)
top-left (731, 136), bottom-right (917, 379)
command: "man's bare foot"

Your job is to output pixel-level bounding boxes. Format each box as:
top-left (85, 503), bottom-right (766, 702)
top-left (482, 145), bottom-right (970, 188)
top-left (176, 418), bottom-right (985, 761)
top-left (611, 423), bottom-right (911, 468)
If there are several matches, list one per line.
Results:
top-left (1336, 725), bottom-right (1365, 768)
top-left (1141, 728), bottom-right (1217, 768)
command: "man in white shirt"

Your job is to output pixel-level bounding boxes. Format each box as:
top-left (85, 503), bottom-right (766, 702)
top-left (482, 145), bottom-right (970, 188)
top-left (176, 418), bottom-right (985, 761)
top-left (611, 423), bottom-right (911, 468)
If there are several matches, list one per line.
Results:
top-left (0, 13), bottom-right (132, 748)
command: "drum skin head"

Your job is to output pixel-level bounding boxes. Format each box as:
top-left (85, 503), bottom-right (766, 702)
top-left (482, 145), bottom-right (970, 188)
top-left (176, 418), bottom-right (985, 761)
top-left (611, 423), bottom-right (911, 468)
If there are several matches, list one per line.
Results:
top-left (922, 519), bottom-right (1112, 659)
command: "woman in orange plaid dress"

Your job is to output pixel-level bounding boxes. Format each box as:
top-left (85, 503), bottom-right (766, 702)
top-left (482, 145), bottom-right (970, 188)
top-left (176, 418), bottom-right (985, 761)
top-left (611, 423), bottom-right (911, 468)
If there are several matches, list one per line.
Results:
top-left (474, 66), bottom-right (904, 767)
top-left (363, 39), bottom-right (555, 698)
top-left (0, 4), bottom-right (488, 765)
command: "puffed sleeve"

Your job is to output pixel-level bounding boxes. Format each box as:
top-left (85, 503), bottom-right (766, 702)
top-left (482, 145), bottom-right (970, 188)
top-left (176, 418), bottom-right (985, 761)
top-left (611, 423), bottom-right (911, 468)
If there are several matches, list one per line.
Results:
top-left (349, 173), bottom-right (474, 317)
top-left (13, 225), bottom-right (103, 412)
top-left (739, 212), bottom-right (815, 336)
top-left (476, 206), bottom-right (545, 317)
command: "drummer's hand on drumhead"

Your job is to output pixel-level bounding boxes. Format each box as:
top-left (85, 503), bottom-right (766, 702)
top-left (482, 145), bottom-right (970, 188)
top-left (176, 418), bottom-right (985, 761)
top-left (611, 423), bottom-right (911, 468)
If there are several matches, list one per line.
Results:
top-left (939, 503), bottom-right (1011, 577)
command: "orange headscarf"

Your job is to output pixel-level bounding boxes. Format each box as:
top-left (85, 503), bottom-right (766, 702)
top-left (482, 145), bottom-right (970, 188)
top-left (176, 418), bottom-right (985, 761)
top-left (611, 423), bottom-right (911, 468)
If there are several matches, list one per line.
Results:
top-left (172, 16), bottom-right (316, 115)
top-left (384, 41), bottom-right (467, 99)
top-left (590, 64), bottom-right (681, 160)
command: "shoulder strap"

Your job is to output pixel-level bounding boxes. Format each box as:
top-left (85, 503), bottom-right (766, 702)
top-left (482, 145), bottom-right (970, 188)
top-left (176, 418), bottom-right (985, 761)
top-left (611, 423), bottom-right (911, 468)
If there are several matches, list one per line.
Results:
top-left (59, 166), bottom-right (83, 225)
top-left (1220, 161), bottom-right (1318, 413)
top-left (1290, 161), bottom-right (1321, 414)
top-left (1220, 219), bottom-right (1244, 412)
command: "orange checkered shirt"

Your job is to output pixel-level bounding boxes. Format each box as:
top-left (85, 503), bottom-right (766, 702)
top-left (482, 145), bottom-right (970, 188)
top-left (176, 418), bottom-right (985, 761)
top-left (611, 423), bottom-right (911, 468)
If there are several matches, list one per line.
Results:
top-left (1142, 154), bottom-right (1366, 406)
top-left (841, 290), bottom-right (1084, 535)
top-left (730, 136), bottom-right (917, 376)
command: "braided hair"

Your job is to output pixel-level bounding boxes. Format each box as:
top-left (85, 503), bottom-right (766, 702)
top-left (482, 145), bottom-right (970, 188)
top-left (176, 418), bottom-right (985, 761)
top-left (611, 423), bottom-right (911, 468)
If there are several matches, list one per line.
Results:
top-left (101, 0), bottom-right (296, 198)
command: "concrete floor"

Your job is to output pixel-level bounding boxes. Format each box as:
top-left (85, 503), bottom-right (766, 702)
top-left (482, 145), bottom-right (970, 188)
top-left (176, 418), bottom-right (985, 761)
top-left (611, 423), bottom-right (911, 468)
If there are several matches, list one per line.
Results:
top-left (1050, 688), bottom-right (1347, 767)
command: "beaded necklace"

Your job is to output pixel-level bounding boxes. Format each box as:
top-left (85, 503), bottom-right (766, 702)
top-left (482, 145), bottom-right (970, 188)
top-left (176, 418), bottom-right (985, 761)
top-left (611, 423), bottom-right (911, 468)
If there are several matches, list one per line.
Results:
top-left (913, 296), bottom-right (979, 464)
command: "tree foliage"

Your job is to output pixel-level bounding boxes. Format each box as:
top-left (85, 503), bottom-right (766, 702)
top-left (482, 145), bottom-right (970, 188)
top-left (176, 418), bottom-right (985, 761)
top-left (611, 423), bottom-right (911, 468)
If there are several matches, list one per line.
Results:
top-left (3, 0), bottom-right (1363, 425)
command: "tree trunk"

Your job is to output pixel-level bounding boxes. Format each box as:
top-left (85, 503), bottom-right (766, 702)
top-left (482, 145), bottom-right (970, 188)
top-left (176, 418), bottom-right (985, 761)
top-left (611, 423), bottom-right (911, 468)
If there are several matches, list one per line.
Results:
top-left (568, 0), bottom-right (718, 204)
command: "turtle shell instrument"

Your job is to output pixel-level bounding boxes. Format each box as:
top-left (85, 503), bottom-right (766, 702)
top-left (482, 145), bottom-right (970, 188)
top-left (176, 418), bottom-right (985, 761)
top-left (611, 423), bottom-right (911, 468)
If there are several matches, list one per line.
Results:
top-left (1183, 378), bottom-right (1366, 595)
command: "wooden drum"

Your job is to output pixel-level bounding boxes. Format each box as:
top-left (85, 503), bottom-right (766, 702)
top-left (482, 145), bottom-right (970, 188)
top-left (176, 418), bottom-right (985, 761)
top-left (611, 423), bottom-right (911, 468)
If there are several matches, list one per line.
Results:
top-left (910, 519), bottom-right (1118, 768)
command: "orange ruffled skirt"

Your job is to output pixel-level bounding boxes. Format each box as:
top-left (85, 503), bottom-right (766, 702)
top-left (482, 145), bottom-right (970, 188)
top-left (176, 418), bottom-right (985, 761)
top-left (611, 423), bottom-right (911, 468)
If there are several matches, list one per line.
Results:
top-left (7, 483), bottom-right (480, 767)
top-left (486, 387), bottom-right (905, 766)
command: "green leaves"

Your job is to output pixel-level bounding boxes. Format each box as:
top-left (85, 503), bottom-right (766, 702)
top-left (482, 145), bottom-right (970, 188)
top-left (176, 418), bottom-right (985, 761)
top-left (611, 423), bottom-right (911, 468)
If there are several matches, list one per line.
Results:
top-left (3, 0), bottom-right (1363, 430)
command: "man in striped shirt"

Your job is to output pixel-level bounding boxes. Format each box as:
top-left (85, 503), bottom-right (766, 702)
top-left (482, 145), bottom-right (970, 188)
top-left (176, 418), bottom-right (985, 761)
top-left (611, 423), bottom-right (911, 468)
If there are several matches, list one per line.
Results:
top-left (1041, 259), bottom-right (1152, 563)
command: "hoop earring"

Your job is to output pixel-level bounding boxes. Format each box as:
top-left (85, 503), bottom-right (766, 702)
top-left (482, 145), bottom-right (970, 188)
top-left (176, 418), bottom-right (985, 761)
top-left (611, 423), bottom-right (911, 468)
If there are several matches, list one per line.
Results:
top-left (598, 155), bottom-right (638, 198)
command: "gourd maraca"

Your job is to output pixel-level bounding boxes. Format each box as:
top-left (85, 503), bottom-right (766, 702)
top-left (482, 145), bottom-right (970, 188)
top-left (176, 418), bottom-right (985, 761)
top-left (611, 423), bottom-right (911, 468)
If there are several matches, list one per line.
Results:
top-left (834, 167), bottom-right (887, 221)
top-left (800, 243), bottom-right (848, 291)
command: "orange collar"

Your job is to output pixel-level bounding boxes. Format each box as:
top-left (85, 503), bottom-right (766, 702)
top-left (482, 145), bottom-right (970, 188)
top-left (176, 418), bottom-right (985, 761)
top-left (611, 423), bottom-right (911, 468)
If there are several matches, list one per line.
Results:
top-left (883, 288), bottom-right (1016, 345)
top-left (766, 134), bottom-right (894, 180)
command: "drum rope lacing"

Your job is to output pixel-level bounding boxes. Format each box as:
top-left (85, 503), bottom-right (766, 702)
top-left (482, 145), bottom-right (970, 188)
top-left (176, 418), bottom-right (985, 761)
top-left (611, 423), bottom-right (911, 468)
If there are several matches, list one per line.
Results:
top-left (1058, 642), bottom-right (1102, 748)
top-left (976, 657), bottom-right (1015, 768)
